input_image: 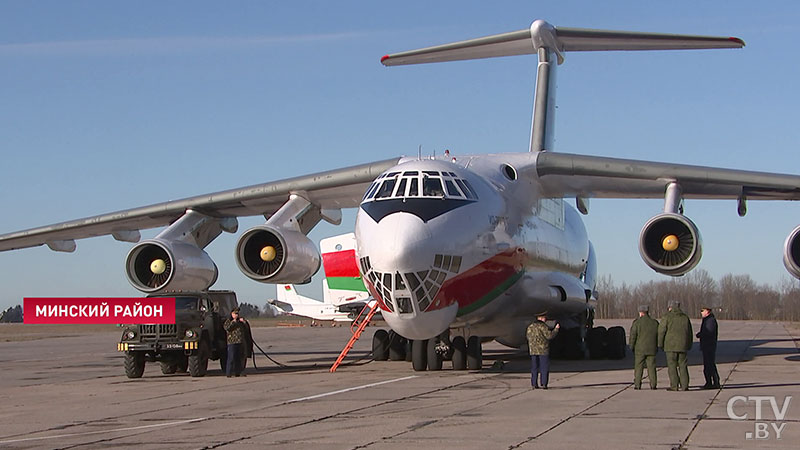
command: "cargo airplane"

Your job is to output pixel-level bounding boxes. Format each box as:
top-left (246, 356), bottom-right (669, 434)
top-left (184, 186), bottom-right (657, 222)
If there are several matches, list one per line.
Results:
top-left (4, 20), bottom-right (800, 373)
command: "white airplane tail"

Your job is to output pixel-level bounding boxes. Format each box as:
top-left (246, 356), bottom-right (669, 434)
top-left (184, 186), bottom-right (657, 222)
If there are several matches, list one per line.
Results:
top-left (381, 19), bottom-right (744, 153)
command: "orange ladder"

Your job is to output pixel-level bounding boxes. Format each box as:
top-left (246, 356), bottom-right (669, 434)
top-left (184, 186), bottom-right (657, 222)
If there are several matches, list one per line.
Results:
top-left (330, 301), bottom-right (380, 372)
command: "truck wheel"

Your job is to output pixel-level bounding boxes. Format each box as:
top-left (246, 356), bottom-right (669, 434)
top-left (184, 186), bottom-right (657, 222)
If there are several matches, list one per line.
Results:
top-left (124, 352), bottom-right (145, 378)
top-left (160, 360), bottom-right (178, 374)
top-left (188, 340), bottom-right (209, 377)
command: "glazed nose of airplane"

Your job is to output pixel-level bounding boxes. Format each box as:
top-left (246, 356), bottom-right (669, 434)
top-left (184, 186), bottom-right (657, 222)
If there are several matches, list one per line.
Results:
top-left (363, 213), bottom-right (457, 340)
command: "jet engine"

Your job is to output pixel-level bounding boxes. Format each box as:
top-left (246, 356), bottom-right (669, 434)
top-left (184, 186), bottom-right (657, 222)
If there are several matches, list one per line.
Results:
top-left (639, 213), bottom-right (702, 276)
top-left (235, 225), bottom-right (320, 283)
top-left (782, 225), bottom-right (800, 279)
top-left (126, 239), bottom-right (218, 293)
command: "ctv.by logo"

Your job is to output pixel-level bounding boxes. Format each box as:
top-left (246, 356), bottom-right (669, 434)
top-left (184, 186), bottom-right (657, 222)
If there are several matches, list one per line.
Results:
top-left (726, 395), bottom-right (792, 440)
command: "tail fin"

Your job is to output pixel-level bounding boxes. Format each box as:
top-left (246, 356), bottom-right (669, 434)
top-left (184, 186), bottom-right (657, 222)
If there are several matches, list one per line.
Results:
top-left (381, 19), bottom-right (744, 153)
top-left (380, 19), bottom-right (744, 66)
top-left (320, 233), bottom-right (370, 307)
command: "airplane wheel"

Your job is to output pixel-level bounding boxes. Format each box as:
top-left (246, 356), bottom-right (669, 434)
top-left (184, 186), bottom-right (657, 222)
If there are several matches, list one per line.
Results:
top-left (605, 326), bottom-right (627, 360)
top-left (372, 329), bottom-right (390, 361)
top-left (404, 339), bottom-right (413, 362)
top-left (388, 332), bottom-right (407, 361)
top-left (427, 339), bottom-right (443, 371)
top-left (411, 339), bottom-right (427, 371)
top-left (451, 336), bottom-right (467, 370)
top-left (587, 326), bottom-right (607, 359)
top-left (124, 351), bottom-right (145, 378)
top-left (466, 336), bottom-right (482, 370)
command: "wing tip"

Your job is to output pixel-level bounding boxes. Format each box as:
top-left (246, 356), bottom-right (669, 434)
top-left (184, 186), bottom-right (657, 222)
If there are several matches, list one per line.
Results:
top-left (730, 37), bottom-right (746, 47)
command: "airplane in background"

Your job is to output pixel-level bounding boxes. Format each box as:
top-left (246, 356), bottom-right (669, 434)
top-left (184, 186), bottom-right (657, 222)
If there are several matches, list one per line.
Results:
top-left (5, 20), bottom-right (800, 374)
top-left (270, 283), bottom-right (353, 324)
top-left (270, 233), bottom-right (375, 325)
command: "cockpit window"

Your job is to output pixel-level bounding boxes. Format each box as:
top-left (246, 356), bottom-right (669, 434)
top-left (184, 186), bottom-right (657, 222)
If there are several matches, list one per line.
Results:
top-left (444, 179), bottom-right (462, 197)
top-left (423, 177), bottom-right (444, 197)
top-left (375, 179), bottom-right (396, 199)
top-left (364, 170), bottom-right (478, 202)
top-left (408, 178), bottom-right (419, 196)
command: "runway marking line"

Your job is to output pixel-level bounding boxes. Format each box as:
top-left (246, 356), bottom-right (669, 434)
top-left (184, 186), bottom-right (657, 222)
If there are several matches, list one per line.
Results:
top-left (0, 417), bottom-right (208, 445)
top-left (284, 375), bottom-right (418, 404)
top-left (0, 375), bottom-right (418, 445)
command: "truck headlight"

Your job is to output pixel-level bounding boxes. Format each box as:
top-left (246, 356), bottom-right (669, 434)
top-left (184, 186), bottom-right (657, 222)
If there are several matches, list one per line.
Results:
top-left (184, 329), bottom-right (195, 339)
top-left (125, 330), bottom-right (136, 340)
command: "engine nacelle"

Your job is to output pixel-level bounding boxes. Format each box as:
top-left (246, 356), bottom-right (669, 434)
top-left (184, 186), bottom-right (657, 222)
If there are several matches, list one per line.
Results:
top-left (782, 225), bottom-right (800, 279)
top-left (126, 239), bottom-right (218, 293)
top-left (235, 225), bottom-right (320, 283)
top-left (639, 213), bottom-right (702, 277)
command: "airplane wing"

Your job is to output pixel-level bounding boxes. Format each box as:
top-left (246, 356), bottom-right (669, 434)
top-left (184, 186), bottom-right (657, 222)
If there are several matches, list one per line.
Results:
top-left (533, 152), bottom-right (800, 201)
top-left (0, 158), bottom-right (400, 252)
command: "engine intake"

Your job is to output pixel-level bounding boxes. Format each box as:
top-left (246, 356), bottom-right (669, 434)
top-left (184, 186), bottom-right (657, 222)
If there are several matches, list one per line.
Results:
top-left (782, 225), bottom-right (800, 279)
top-left (639, 213), bottom-right (702, 276)
top-left (126, 239), bottom-right (218, 293)
top-left (235, 226), bottom-right (320, 283)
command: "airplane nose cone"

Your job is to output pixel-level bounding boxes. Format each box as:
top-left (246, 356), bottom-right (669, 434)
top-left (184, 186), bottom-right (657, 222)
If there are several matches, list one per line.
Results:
top-left (367, 213), bottom-right (433, 272)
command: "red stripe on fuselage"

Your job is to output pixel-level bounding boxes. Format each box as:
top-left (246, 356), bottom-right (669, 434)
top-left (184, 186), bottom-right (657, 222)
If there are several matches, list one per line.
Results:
top-left (322, 249), bottom-right (360, 278)
top-left (430, 248), bottom-right (525, 312)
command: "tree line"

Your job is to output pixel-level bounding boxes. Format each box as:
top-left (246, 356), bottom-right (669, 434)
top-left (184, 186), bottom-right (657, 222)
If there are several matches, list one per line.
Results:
top-left (594, 269), bottom-right (800, 321)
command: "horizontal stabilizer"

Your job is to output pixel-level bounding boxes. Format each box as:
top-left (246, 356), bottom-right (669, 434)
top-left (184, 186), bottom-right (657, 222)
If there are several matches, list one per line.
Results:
top-left (381, 19), bottom-right (744, 66)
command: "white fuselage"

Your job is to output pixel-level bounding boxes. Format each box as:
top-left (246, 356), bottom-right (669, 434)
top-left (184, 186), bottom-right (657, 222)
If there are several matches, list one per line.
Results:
top-left (355, 153), bottom-right (596, 348)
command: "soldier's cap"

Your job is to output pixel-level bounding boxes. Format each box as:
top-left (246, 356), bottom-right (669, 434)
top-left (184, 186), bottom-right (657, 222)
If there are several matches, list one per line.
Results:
top-left (231, 307), bottom-right (240, 314)
top-left (668, 300), bottom-right (680, 309)
top-left (638, 305), bottom-right (649, 312)
top-left (700, 306), bottom-right (712, 311)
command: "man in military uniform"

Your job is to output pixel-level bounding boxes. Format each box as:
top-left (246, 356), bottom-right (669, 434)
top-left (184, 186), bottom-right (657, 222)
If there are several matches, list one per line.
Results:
top-left (697, 306), bottom-right (720, 389)
top-left (658, 300), bottom-right (693, 391)
top-left (630, 305), bottom-right (659, 390)
top-left (224, 307), bottom-right (247, 378)
top-left (526, 314), bottom-right (560, 389)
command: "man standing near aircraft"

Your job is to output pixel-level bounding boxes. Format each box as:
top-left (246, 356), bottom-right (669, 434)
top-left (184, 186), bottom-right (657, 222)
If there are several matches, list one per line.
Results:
top-left (224, 307), bottom-right (247, 378)
top-left (658, 301), bottom-right (693, 391)
top-left (697, 306), bottom-right (720, 389)
top-left (629, 305), bottom-right (659, 390)
top-left (526, 314), bottom-right (559, 389)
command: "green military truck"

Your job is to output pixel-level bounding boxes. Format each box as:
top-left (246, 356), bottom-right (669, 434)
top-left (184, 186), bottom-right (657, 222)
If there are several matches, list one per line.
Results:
top-left (117, 290), bottom-right (252, 378)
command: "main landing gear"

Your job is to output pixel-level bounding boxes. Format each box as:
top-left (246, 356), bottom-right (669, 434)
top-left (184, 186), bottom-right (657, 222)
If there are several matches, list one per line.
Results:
top-left (372, 330), bottom-right (483, 371)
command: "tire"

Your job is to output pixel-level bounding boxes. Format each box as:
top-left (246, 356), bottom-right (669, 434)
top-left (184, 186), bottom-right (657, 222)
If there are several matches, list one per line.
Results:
top-left (160, 360), bottom-right (178, 374)
top-left (587, 326), bottom-right (607, 359)
top-left (427, 339), bottom-right (443, 371)
top-left (451, 336), bottom-right (467, 370)
top-left (562, 327), bottom-right (585, 360)
top-left (372, 329), bottom-right (390, 361)
top-left (411, 339), bottom-right (427, 371)
top-left (466, 336), bottom-right (482, 370)
top-left (404, 339), bottom-right (413, 362)
top-left (388, 332), bottom-right (407, 361)
top-left (124, 351), bottom-right (145, 378)
top-left (188, 340), bottom-right (209, 377)
top-left (605, 326), bottom-right (627, 360)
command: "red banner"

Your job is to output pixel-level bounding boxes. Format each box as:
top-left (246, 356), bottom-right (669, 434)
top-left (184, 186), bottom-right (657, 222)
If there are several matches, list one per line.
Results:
top-left (23, 298), bottom-right (176, 324)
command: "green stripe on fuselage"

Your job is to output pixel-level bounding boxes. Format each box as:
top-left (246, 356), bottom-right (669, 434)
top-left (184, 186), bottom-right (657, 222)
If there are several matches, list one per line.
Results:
top-left (327, 276), bottom-right (368, 292)
top-left (456, 270), bottom-right (524, 317)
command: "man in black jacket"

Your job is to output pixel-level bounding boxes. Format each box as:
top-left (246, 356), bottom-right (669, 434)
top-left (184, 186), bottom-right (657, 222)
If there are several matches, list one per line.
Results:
top-left (696, 306), bottom-right (720, 389)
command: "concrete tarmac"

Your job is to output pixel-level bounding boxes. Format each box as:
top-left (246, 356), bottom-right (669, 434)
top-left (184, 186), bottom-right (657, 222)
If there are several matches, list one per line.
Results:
top-left (0, 319), bottom-right (797, 449)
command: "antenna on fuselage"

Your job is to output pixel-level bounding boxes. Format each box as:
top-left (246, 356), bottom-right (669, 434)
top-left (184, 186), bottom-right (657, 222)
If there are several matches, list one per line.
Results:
top-left (418, 144), bottom-right (422, 160)
top-left (380, 19), bottom-right (744, 153)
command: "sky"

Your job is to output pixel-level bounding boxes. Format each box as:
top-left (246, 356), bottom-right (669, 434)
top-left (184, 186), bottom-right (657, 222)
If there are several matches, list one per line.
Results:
top-left (2, 1), bottom-right (800, 310)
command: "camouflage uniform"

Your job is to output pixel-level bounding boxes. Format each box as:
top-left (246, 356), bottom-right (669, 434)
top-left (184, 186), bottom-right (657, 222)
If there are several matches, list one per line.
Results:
top-left (527, 319), bottom-right (559, 388)
top-left (630, 314), bottom-right (659, 389)
top-left (224, 317), bottom-right (246, 377)
top-left (223, 318), bottom-right (246, 344)
top-left (658, 306), bottom-right (693, 390)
